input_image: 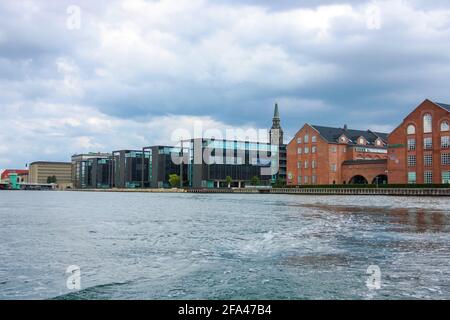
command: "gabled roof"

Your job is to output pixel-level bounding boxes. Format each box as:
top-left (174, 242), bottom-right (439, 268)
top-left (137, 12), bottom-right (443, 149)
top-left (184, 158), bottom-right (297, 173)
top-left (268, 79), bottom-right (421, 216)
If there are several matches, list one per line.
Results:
top-left (435, 102), bottom-right (450, 112)
top-left (310, 125), bottom-right (388, 146)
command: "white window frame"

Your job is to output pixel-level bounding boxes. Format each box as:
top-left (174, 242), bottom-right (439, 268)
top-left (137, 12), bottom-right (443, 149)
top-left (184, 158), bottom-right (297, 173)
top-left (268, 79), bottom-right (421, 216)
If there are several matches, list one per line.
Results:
top-left (407, 155), bottom-right (416, 167)
top-left (424, 154), bottom-right (433, 167)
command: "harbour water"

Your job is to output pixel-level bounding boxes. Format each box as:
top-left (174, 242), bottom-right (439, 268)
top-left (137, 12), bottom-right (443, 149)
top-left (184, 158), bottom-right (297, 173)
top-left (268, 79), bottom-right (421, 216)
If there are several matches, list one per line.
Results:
top-left (0, 191), bottom-right (449, 300)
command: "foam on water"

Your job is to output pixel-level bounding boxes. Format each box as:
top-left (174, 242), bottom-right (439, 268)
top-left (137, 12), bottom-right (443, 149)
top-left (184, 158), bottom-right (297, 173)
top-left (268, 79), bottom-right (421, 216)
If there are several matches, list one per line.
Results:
top-left (0, 191), bottom-right (449, 299)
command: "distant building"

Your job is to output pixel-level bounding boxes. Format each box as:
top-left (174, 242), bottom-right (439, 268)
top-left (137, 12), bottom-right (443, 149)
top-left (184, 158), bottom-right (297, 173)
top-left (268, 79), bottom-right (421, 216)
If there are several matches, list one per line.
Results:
top-left (142, 145), bottom-right (188, 188)
top-left (1, 169), bottom-right (28, 183)
top-left (111, 150), bottom-right (151, 188)
top-left (388, 99), bottom-right (450, 184)
top-left (28, 161), bottom-right (72, 189)
top-left (71, 153), bottom-right (112, 189)
top-left (287, 124), bottom-right (389, 185)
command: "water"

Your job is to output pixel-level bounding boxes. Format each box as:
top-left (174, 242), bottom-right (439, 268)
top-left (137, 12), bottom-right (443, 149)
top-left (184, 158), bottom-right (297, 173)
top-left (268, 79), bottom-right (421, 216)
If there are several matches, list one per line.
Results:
top-left (0, 191), bottom-right (449, 300)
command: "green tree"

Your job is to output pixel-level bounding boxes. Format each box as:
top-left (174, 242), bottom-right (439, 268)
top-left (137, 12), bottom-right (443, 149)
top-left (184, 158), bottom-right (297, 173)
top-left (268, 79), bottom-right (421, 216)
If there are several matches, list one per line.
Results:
top-left (272, 177), bottom-right (286, 188)
top-left (225, 176), bottom-right (232, 188)
top-left (47, 175), bottom-right (57, 184)
top-left (168, 174), bottom-right (180, 188)
top-left (251, 176), bottom-right (260, 186)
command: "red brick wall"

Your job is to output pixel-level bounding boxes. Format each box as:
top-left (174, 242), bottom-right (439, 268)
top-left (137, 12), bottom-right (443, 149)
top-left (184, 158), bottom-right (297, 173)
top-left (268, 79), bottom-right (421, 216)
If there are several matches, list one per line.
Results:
top-left (341, 162), bottom-right (387, 184)
top-left (388, 99), bottom-right (450, 184)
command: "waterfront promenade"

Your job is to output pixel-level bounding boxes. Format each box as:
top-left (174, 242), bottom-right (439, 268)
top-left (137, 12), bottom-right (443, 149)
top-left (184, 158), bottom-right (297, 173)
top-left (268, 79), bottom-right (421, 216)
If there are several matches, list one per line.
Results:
top-left (71, 187), bottom-right (450, 196)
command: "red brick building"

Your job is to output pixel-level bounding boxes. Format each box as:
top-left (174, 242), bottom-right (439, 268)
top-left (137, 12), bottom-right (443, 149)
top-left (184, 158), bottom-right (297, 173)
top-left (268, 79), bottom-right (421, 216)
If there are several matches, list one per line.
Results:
top-left (287, 124), bottom-right (388, 186)
top-left (388, 99), bottom-right (450, 184)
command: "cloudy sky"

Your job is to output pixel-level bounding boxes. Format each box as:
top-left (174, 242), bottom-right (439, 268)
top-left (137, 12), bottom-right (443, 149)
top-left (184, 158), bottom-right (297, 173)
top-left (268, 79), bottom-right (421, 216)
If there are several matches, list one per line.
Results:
top-left (1, 0), bottom-right (450, 169)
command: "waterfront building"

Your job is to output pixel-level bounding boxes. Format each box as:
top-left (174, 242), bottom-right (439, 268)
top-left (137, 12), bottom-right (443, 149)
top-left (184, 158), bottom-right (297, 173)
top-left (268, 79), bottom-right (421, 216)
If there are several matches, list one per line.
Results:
top-left (287, 124), bottom-right (389, 185)
top-left (111, 150), bottom-right (151, 188)
top-left (388, 99), bottom-right (450, 184)
top-left (28, 161), bottom-right (72, 189)
top-left (183, 138), bottom-right (277, 188)
top-left (0, 169), bottom-right (28, 183)
top-left (141, 145), bottom-right (188, 188)
top-left (71, 153), bottom-right (112, 189)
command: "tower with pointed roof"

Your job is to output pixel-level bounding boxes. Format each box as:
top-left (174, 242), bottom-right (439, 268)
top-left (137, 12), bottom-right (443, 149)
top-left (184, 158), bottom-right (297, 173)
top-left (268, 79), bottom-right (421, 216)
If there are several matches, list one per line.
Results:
top-left (269, 103), bottom-right (284, 146)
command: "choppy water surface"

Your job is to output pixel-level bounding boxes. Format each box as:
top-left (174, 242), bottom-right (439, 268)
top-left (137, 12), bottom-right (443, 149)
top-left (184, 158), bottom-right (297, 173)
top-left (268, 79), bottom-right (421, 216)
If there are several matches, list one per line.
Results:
top-left (0, 191), bottom-right (449, 300)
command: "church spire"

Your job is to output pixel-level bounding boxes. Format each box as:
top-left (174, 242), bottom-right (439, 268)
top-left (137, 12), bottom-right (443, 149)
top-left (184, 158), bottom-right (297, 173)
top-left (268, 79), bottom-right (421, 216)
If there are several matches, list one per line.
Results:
top-left (270, 103), bottom-right (283, 145)
top-left (271, 103), bottom-right (281, 129)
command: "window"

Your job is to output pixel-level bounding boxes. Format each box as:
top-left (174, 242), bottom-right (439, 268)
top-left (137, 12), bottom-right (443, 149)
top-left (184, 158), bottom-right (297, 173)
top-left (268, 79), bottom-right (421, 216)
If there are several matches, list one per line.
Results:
top-left (407, 124), bottom-right (416, 135)
top-left (312, 136), bottom-right (317, 143)
top-left (441, 121), bottom-right (449, 132)
top-left (331, 146), bottom-right (337, 153)
top-left (304, 176), bottom-right (308, 184)
top-left (358, 138), bottom-right (365, 145)
top-left (304, 147), bottom-right (309, 154)
top-left (442, 153), bottom-right (450, 165)
top-left (424, 154), bottom-right (433, 166)
top-left (304, 160), bottom-right (309, 169)
top-left (408, 172), bottom-right (416, 184)
top-left (331, 164), bottom-right (337, 172)
top-left (312, 160), bottom-right (316, 169)
top-left (376, 139), bottom-right (383, 147)
top-left (442, 136), bottom-right (450, 148)
top-left (298, 176), bottom-right (302, 185)
top-left (424, 171), bottom-right (433, 184)
top-left (407, 155), bottom-right (416, 167)
top-left (340, 136), bottom-right (347, 143)
top-left (312, 146), bottom-right (317, 153)
top-left (297, 137), bottom-right (302, 144)
top-left (297, 148), bottom-right (302, 154)
top-left (423, 113), bottom-right (432, 133)
top-left (424, 137), bottom-right (432, 150)
top-left (407, 139), bottom-right (416, 151)
top-left (312, 175), bottom-right (317, 184)
top-left (297, 161), bottom-right (302, 169)
top-left (442, 171), bottom-right (450, 184)
top-left (304, 134), bottom-right (309, 143)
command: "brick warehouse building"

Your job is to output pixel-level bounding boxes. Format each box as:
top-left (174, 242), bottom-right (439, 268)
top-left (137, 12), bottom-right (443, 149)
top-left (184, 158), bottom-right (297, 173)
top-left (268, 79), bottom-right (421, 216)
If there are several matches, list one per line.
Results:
top-left (286, 124), bottom-right (389, 186)
top-left (388, 99), bottom-right (450, 184)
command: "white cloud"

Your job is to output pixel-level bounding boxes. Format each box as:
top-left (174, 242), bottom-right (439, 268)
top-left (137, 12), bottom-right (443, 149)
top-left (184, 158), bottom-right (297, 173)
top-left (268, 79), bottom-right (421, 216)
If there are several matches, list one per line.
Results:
top-left (1, 0), bottom-right (450, 168)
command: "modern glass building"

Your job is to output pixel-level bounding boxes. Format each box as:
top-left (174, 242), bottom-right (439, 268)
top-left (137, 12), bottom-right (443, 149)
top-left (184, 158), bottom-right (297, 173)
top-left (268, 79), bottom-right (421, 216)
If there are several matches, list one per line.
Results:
top-left (182, 138), bottom-right (279, 188)
top-left (142, 145), bottom-right (188, 188)
top-left (71, 153), bottom-right (111, 189)
top-left (111, 150), bottom-right (151, 188)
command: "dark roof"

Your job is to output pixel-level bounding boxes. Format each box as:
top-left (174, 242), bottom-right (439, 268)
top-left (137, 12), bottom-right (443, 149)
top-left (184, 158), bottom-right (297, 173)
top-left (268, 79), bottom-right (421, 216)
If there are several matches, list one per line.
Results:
top-left (435, 102), bottom-right (450, 111)
top-left (342, 159), bottom-right (387, 166)
top-left (29, 161), bottom-right (71, 165)
top-left (310, 125), bottom-right (388, 146)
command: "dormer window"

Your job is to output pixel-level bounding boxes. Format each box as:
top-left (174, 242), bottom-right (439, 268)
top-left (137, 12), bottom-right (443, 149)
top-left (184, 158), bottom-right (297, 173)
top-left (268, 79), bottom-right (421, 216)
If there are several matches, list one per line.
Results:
top-left (375, 139), bottom-right (383, 147)
top-left (358, 137), bottom-right (366, 145)
top-left (339, 135), bottom-right (348, 143)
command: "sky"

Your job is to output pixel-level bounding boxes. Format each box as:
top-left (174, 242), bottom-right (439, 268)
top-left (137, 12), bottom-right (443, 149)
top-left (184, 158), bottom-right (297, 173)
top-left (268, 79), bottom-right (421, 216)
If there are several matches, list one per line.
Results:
top-left (1, 0), bottom-right (450, 168)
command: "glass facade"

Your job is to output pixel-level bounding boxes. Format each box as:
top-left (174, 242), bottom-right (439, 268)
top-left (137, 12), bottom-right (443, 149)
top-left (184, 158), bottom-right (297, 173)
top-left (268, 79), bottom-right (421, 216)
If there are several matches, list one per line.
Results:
top-left (185, 139), bottom-right (283, 188)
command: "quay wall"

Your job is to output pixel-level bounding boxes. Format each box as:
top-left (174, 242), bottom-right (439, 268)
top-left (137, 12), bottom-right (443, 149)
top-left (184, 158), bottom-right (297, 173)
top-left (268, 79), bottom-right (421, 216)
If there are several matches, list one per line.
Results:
top-left (70, 187), bottom-right (450, 196)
